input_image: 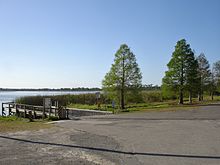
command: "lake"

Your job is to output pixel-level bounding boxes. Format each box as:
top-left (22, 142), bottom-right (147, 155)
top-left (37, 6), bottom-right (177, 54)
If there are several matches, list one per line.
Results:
top-left (0, 91), bottom-right (97, 115)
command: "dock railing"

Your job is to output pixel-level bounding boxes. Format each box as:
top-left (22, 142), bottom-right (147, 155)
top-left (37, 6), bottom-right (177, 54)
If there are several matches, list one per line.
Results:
top-left (1, 102), bottom-right (69, 119)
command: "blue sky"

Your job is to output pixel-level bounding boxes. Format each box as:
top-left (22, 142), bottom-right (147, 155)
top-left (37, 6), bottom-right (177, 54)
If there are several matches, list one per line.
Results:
top-left (0, 0), bottom-right (219, 88)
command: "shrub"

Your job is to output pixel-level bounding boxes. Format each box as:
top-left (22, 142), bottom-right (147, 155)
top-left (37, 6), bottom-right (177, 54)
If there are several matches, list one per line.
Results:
top-left (141, 90), bottom-right (162, 102)
top-left (47, 116), bottom-right (59, 121)
top-left (15, 93), bottom-right (106, 106)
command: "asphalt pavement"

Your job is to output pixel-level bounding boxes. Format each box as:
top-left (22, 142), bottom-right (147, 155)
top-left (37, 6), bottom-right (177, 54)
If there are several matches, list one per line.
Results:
top-left (0, 104), bottom-right (220, 164)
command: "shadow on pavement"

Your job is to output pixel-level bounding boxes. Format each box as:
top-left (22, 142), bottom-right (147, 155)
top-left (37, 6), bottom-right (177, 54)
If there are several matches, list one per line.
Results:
top-left (88, 117), bottom-right (220, 121)
top-left (0, 135), bottom-right (220, 160)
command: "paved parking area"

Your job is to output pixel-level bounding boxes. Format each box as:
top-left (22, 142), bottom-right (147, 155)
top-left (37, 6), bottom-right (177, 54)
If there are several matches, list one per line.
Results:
top-left (0, 104), bottom-right (220, 164)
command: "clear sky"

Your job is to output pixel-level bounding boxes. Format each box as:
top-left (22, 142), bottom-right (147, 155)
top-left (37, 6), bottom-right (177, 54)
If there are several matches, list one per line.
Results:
top-left (0, 0), bottom-right (219, 88)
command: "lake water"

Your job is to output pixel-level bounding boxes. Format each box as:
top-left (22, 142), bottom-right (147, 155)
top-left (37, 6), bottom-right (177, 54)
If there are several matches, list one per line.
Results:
top-left (0, 91), bottom-right (97, 115)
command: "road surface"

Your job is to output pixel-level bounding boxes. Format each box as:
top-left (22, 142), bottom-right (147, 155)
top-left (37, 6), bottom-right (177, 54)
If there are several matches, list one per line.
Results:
top-left (0, 104), bottom-right (220, 164)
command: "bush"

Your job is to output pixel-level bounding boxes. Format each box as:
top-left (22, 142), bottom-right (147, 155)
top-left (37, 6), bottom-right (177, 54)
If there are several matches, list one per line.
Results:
top-left (47, 116), bottom-right (59, 121)
top-left (15, 90), bottom-right (168, 107)
top-left (161, 84), bottom-right (177, 100)
top-left (141, 90), bottom-right (162, 103)
top-left (16, 93), bottom-right (106, 106)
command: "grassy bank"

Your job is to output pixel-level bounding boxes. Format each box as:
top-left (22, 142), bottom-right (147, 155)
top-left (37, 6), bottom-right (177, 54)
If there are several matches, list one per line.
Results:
top-left (68, 96), bottom-right (220, 112)
top-left (67, 102), bottom-right (175, 112)
top-left (15, 92), bottom-right (220, 113)
top-left (16, 93), bottom-right (104, 106)
top-left (0, 116), bottom-right (52, 133)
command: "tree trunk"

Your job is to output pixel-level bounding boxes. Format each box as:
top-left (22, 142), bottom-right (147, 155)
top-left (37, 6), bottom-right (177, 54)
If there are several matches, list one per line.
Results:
top-left (189, 91), bottom-right (192, 104)
top-left (211, 91), bottom-right (214, 100)
top-left (198, 92), bottom-right (202, 101)
top-left (120, 88), bottom-right (125, 109)
top-left (179, 61), bottom-right (184, 105)
top-left (200, 85), bottom-right (204, 101)
top-left (179, 88), bottom-right (184, 104)
top-left (198, 93), bottom-right (204, 101)
top-left (120, 53), bottom-right (125, 110)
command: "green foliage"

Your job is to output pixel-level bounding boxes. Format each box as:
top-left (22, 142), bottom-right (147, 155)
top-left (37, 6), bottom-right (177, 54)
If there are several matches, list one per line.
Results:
top-left (47, 116), bottom-right (59, 121)
top-left (102, 44), bottom-right (142, 109)
top-left (161, 82), bottom-right (177, 100)
top-left (213, 60), bottom-right (220, 92)
top-left (16, 93), bottom-right (104, 106)
top-left (68, 103), bottom-right (115, 111)
top-left (162, 39), bottom-right (199, 104)
top-left (186, 53), bottom-right (200, 102)
top-left (141, 90), bottom-right (162, 102)
top-left (197, 53), bottom-right (211, 100)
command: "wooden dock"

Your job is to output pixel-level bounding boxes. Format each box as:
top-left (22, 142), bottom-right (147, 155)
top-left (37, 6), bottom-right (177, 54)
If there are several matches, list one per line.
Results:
top-left (1, 102), bottom-right (113, 119)
top-left (1, 102), bottom-right (69, 119)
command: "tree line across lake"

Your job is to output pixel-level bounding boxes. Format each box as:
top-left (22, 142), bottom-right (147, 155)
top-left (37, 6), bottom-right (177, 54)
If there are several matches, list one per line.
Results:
top-left (0, 87), bottom-right (101, 91)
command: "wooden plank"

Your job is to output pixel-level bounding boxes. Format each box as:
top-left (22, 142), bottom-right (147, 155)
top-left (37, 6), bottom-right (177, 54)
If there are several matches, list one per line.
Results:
top-left (2, 102), bottom-right (64, 118)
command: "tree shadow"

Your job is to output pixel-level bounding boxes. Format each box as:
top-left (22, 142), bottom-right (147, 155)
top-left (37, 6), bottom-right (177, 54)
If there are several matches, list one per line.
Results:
top-left (0, 135), bottom-right (220, 160)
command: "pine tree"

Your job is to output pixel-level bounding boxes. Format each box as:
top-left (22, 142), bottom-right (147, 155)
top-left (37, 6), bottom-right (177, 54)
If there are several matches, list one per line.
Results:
top-left (102, 44), bottom-right (142, 109)
top-left (197, 53), bottom-right (211, 101)
top-left (209, 67), bottom-right (216, 100)
top-left (213, 61), bottom-right (220, 92)
top-left (162, 39), bottom-right (198, 104)
top-left (186, 55), bottom-right (200, 103)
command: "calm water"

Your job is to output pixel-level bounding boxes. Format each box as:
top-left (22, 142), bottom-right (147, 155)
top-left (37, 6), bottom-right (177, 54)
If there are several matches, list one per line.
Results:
top-left (0, 91), bottom-right (96, 115)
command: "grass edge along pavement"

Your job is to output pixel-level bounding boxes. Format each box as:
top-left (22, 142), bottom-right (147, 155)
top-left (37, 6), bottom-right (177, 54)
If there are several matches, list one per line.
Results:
top-left (0, 116), bottom-right (52, 133)
top-left (1, 99), bottom-right (220, 132)
top-left (68, 97), bottom-right (220, 113)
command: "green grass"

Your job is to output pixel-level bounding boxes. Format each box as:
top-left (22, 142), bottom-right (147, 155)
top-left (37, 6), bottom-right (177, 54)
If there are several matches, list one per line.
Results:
top-left (68, 101), bottom-right (176, 113)
top-left (0, 116), bottom-right (52, 133)
top-left (0, 116), bottom-right (21, 121)
top-left (68, 96), bottom-right (220, 113)
top-left (46, 116), bottom-right (59, 121)
top-left (68, 103), bottom-right (115, 111)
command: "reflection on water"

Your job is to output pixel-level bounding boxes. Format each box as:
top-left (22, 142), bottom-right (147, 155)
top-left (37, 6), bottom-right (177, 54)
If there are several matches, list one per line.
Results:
top-left (0, 91), bottom-right (96, 115)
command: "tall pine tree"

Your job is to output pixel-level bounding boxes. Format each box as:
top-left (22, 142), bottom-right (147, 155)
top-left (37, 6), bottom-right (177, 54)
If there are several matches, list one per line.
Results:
top-left (186, 55), bottom-right (200, 103)
top-left (197, 53), bottom-right (211, 101)
top-left (162, 39), bottom-right (198, 104)
top-left (213, 61), bottom-right (220, 92)
top-left (102, 44), bottom-right (142, 109)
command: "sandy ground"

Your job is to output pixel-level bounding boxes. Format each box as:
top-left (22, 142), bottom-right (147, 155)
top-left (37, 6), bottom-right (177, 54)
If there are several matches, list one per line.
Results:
top-left (0, 104), bottom-right (220, 165)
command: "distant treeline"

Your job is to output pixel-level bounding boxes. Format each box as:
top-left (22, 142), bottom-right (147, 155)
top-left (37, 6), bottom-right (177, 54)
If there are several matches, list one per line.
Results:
top-left (0, 85), bottom-right (160, 92)
top-left (0, 87), bottom-right (101, 91)
top-left (141, 84), bottom-right (160, 90)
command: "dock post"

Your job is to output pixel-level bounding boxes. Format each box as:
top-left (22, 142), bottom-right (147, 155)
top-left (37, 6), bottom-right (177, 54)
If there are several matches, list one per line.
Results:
top-left (33, 106), bottom-right (36, 119)
top-left (1, 103), bottom-right (5, 116)
top-left (55, 101), bottom-right (58, 117)
top-left (49, 105), bottom-right (51, 117)
top-left (43, 99), bottom-right (45, 119)
top-left (15, 104), bottom-right (20, 117)
top-left (8, 104), bottom-right (12, 116)
top-left (55, 107), bottom-right (57, 117)
top-left (24, 105), bottom-right (27, 118)
top-left (66, 108), bottom-right (69, 119)
top-left (28, 111), bottom-right (33, 122)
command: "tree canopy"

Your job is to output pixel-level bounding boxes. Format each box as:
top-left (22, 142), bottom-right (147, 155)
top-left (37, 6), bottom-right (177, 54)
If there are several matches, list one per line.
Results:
top-left (162, 39), bottom-right (199, 104)
top-left (213, 60), bottom-right (220, 92)
top-left (102, 44), bottom-right (142, 109)
top-left (197, 53), bottom-right (211, 101)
